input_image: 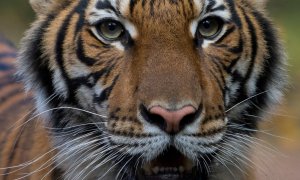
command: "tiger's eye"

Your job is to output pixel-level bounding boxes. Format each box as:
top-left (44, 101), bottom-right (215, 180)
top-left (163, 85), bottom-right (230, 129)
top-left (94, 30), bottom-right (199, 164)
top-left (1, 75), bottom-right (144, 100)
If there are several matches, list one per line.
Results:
top-left (198, 17), bottom-right (223, 38)
top-left (97, 20), bottom-right (124, 40)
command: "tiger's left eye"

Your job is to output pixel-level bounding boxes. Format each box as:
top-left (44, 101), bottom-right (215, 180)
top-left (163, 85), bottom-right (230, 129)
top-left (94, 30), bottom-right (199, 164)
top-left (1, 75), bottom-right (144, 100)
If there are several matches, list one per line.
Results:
top-left (96, 20), bottom-right (124, 41)
top-left (198, 17), bottom-right (223, 39)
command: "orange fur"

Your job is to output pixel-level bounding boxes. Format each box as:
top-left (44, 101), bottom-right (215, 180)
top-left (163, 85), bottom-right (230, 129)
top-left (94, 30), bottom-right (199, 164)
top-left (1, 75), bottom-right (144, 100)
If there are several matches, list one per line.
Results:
top-left (0, 0), bottom-right (286, 179)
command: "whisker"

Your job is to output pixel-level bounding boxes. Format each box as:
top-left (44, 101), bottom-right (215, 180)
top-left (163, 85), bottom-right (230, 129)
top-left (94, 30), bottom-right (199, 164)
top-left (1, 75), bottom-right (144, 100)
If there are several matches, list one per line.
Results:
top-left (8, 94), bottom-right (56, 129)
top-left (211, 153), bottom-right (237, 180)
top-left (1, 132), bottom-right (97, 177)
top-left (81, 146), bottom-right (127, 180)
top-left (228, 123), bottom-right (293, 141)
top-left (73, 144), bottom-right (122, 180)
top-left (226, 91), bottom-right (269, 113)
top-left (40, 136), bottom-right (105, 180)
top-left (250, 101), bottom-right (297, 119)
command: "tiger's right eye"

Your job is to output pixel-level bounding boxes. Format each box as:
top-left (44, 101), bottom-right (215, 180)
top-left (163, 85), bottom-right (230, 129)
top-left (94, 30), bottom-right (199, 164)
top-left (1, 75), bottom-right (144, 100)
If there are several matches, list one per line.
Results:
top-left (96, 20), bottom-right (124, 41)
top-left (198, 17), bottom-right (224, 39)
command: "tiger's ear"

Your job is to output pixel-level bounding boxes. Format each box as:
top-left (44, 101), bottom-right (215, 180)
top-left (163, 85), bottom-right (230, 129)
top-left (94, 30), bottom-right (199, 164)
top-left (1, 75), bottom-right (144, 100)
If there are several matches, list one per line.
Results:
top-left (30, 0), bottom-right (52, 15)
top-left (30, 0), bottom-right (66, 15)
top-left (248, 0), bottom-right (268, 9)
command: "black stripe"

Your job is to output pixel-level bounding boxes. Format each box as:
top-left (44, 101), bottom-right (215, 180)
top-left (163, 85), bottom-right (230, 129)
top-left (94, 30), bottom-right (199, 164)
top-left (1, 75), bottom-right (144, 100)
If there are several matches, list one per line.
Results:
top-left (130, 0), bottom-right (137, 14)
top-left (226, 37), bottom-right (243, 72)
top-left (208, 59), bottom-right (224, 93)
top-left (213, 43), bottom-right (243, 55)
top-left (94, 75), bottom-right (119, 103)
top-left (231, 70), bottom-right (243, 83)
top-left (226, 56), bottom-right (241, 73)
top-left (20, 121), bottom-right (34, 179)
top-left (241, 10), bottom-right (258, 89)
top-left (75, 1), bottom-right (100, 66)
top-left (150, 0), bottom-right (155, 16)
top-left (0, 77), bottom-right (16, 89)
top-left (206, 0), bottom-right (216, 13)
top-left (0, 88), bottom-right (23, 104)
top-left (210, 5), bottom-right (226, 13)
top-left (3, 125), bottom-right (26, 179)
top-left (253, 12), bottom-right (282, 93)
top-left (96, 0), bottom-right (118, 14)
top-left (55, 0), bottom-right (90, 103)
top-left (228, 8), bottom-right (258, 110)
top-left (90, 68), bottom-right (111, 84)
top-left (212, 59), bottom-right (226, 85)
top-left (47, 2), bottom-right (91, 129)
top-left (246, 10), bottom-right (284, 124)
top-left (92, 61), bottom-right (117, 81)
top-left (0, 62), bottom-right (14, 71)
top-left (142, 0), bottom-right (146, 7)
top-left (0, 128), bottom-right (14, 165)
top-left (0, 97), bottom-right (33, 123)
top-left (75, 0), bottom-right (88, 35)
top-left (52, 167), bottom-right (64, 180)
top-left (229, 8), bottom-right (278, 131)
top-left (226, 0), bottom-right (242, 27)
top-left (76, 35), bottom-right (97, 66)
top-left (188, 0), bottom-right (195, 15)
top-left (23, 14), bottom-right (57, 105)
top-left (228, 44), bottom-right (243, 54)
top-left (215, 26), bottom-right (236, 44)
top-left (181, 0), bottom-right (188, 18)
top-left (103, 63), bottom-right (117, 83)
top-left (55, 10), bottom-right (77, 102)
top-left (210, 69), bottom-right (224, 95)
top-left (71, 75), bottom-right (95, 88)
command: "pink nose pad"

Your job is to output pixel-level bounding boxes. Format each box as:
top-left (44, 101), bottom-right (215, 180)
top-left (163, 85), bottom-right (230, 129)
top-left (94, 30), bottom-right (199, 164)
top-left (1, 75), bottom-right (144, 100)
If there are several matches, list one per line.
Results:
top-left (149, 106), bottom-right (196, 133)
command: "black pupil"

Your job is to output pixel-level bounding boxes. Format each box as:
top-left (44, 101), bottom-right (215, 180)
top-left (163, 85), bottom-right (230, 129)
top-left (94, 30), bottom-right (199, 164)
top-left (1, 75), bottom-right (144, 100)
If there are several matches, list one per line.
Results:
top-left (202, 19), bottom-right (212, 29)
top-left (107, 22), bottom-right (118, 32)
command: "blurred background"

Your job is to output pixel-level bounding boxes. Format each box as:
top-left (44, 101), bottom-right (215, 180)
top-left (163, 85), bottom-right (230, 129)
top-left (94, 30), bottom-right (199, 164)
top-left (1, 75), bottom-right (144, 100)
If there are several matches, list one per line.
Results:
top-left (0, 0), bottom-right (299, 179)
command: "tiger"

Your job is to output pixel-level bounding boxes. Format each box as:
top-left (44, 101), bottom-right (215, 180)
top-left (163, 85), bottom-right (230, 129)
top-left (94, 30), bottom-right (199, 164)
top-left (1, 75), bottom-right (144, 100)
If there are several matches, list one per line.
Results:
top-left (0, 0), bottom-right (287, 179)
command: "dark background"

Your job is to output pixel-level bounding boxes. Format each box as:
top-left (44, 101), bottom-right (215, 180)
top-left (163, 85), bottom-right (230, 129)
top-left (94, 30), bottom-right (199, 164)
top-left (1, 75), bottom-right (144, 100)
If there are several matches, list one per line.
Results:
top-left (0, 0), bottom-right (299, 179)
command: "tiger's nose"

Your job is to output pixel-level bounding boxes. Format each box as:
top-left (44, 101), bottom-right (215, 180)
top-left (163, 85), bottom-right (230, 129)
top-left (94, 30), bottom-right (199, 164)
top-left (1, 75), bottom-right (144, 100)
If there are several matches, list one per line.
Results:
top-left (143, 105), bottom-right (198, 134)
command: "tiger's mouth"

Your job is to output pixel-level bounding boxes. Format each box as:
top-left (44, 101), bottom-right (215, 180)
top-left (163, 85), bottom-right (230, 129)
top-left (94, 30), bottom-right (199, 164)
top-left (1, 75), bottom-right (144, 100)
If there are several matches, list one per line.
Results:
top-left (137, 147), bottom-right (205, 180)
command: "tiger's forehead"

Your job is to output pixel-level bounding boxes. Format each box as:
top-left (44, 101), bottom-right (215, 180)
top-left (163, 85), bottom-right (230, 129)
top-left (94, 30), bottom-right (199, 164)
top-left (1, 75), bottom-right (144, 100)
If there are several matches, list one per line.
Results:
top-left (88, 0), bottom-right (231, 37)
top-left (89, 0), bottom-right (230, 20)
top-left (91, 0), bottom-right (203, 16)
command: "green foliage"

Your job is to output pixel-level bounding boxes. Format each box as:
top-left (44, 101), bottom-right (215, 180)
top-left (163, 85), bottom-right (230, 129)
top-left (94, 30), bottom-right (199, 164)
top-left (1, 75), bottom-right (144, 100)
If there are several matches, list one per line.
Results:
top-left (0, 0), bottom-right (34, 43)
top-left (269, 1), bottom-right (300, 75)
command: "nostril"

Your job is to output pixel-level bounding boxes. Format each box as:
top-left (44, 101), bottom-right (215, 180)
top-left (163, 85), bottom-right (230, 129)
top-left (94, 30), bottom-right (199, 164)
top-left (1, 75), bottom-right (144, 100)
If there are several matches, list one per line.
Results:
top-left (140, 104), bottom-right (202, 134)
top-left (179, 106), bottom-right (202, 130)
top-left (140, 105), bottom-right (167, 130)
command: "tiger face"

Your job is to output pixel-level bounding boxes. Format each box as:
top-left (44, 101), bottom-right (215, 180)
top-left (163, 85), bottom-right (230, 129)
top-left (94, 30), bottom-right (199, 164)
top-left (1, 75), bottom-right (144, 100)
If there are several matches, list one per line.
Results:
top-left (19, 0), bottom-right (287, 179)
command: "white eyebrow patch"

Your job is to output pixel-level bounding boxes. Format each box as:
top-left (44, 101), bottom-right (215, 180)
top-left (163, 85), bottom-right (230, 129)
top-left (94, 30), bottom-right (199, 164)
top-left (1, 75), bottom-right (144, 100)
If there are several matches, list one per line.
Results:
top-left (118, 0), bottom-right (130, 15)
top-left (204, 0), bottom-right (231, 19)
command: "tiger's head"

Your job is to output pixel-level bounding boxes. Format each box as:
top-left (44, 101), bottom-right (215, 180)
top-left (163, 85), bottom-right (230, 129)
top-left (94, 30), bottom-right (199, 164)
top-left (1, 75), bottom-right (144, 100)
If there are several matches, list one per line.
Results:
top-left (18, 0), bottom-right (287, 179)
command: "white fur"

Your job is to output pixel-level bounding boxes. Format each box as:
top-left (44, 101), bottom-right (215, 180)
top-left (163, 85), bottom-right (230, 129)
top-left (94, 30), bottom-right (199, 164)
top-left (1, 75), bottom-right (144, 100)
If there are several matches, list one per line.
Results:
top-left (53, 69), bottom-right (68, 98)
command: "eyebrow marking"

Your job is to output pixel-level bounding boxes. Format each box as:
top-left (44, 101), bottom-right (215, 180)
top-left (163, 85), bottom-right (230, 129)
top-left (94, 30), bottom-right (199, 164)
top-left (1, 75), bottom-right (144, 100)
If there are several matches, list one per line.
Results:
top-left (129, 0), bottom-right (137, 14)
top-left (96, 0), bottom-right (118, 14)
top-left (206, 0), bottom-right (217, 13)
top-left (205, 0), bottom-right (226, 13)
top-left (210, 5), bottom-right (226, 12)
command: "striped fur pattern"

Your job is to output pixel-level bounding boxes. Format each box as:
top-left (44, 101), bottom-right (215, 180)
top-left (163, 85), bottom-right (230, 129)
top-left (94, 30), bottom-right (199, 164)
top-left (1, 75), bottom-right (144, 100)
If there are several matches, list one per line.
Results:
top-left (0, 36), bottom-right (62, 179)
top-left (1, 0), bottom-right (287, 179)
